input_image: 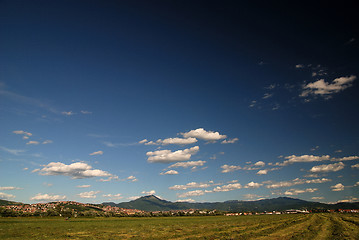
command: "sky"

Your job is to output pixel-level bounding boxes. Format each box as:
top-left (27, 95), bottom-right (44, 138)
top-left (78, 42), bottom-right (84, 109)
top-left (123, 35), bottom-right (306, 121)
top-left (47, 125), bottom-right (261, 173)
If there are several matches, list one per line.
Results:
top-left (0, 0), bottom-right (358, 204)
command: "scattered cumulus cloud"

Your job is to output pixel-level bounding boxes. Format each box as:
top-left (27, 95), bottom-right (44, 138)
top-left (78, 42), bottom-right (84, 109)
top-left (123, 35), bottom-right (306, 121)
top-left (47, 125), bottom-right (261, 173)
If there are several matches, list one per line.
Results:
top-left (0, 186), bottom-right (22, 190)
top-left (160, 170), bottom-right (179, 175)
top-left (312, 196), bottom-right (324, 200)
top-left (244, 181), bottom-right (263, 188)
top-left (0, 192), bottom-right (16, 200)
top-left (146, 146), bottom-right (199, 163)
top-left (26, 141), bottom-right (39, 145)
top-left (42, 140), bottom-right (53, 144)
top-left (30, 193), bottom-right (66, 201)
top-left (169, 182), bottom-right (213, 190)
top-left (257, 169), bottom-right (268, 175)
top-left (62, 111), bottom-right (75, 116)
top-left (262, 93), bottom-right (273, 99)
top-left (76, 185), bottom-right (91, 188)
top-left (140, 137), bottom-right (198, 145)
top-left (103, 193), bottom-right (123, 200)
top-left (213, 183), bottom-right (242, 192)
top-left (181, 128), bottom-right (227, 141)
top-left (284, 188), bottom-right (318, 195)
top-left (266, 178), bottom-right (331, 189)
top-left (13, 130), bottom-right (32, 136)
top-left (127, 176), bottom-right (138, 182)
top-left (351, 163), bottom-right (359, 169)
top-left (176, 198), bottom-right (196, 203)
top-left (167, 160), bottom-right (206, 169)
top-left (310, 162), bottom-right (345, 173)
top-left (254, 161), bottom-right (265, 167)
top-left (301, 75), bottom-right (356, 98)
top-left (141, 190), bottom-right (156, 195)
top-left (331, 183), bottom-right (345, 192)
top-left (77, 191), bottom-right (100, 199)
top-left (34, 162), bottom-right (112, 179)
top-left (178, 190), bottom-right (205, 198)
top-left (221, 138), bottom-right (239, 144)
top-left (221, 164), bottom-right (241, 173)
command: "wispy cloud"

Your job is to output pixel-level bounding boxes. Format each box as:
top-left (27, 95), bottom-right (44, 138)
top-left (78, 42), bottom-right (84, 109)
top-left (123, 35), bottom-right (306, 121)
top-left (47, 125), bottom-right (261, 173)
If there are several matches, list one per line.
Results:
top-left (0, 146), bottom-right (26, 156)
top-left (89, 150), bottom-right (103, 156)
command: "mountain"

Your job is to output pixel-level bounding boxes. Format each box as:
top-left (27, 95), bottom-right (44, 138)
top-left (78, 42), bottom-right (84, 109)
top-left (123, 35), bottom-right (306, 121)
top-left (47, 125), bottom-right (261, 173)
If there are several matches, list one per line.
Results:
top-left (0, 199), bottom-right (23, 206)
top-left (103, 195), bottom-right (359, 212)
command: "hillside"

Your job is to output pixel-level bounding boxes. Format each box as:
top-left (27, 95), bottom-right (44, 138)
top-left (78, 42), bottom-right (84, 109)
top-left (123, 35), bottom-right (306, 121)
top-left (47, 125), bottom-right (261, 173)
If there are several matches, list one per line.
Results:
top-left (103, 195), bottom-right (359, 212)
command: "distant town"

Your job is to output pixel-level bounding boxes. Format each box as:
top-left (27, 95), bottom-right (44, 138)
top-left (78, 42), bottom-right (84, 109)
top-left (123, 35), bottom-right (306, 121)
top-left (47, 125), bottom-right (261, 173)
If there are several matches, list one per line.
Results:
top-left (1, 200), bottom-right (358, 218)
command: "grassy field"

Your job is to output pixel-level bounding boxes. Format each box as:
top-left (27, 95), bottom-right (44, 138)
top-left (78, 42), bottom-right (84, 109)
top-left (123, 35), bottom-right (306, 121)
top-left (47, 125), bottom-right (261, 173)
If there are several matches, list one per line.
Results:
top-left (0, 213), bottom-right (359, 239)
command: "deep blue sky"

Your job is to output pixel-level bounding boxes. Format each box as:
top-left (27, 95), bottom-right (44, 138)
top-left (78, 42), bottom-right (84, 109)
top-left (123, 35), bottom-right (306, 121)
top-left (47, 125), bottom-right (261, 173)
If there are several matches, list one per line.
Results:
top-left (1, 0), bottom-right (358, 204)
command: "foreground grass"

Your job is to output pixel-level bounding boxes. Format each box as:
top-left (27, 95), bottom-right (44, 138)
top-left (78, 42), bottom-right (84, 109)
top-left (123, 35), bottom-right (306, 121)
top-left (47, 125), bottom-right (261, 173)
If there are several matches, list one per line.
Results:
top-left (0, 213), bottom-right (359, 239)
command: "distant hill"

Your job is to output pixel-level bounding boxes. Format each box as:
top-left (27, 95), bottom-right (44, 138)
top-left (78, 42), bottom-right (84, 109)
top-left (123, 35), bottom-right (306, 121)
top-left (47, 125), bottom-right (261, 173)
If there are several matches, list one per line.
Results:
top-left (0, 199), bottom-right (22, 206)
top-left (103, 195), bottom-right (359, 212)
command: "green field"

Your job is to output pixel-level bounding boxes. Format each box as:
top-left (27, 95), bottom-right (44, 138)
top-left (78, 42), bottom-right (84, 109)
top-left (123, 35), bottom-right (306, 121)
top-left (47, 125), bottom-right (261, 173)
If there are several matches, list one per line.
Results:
top-left (1, 214), bottom-right (359, 239)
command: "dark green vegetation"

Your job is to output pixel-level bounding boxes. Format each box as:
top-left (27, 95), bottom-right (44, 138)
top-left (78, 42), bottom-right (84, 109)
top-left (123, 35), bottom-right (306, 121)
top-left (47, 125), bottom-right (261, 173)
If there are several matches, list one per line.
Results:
top-left (104, 195), bottom-right (359, 212)
top-left (1, 214), bottom-right (359, 239)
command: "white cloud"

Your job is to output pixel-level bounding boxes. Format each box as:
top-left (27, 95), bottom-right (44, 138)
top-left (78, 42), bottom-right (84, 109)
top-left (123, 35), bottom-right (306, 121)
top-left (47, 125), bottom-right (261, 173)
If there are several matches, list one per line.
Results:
top-left (35, 162), bottom-right (112, 179)
top-left (42, 140), bottom-right (53, 144)
top-left (146, 146), bottom-right (199, 163)
top-left (249, 100), bottom-right (257, 108)
top-left (351, 164), bottom-right (359, 169)
top-left (30, 193), bottom-right (66, 201)
top-left (0, 186), bottom-right (21, 190)
top-left (127, 175), bottom-right (138, 182)
top-left (213, 183), bottom-right (242, 192)
top-left (354, 182), bottom-right (359, 187)
top-left (13, 130), bottom-right (32, 136)
top-left (221, 164), bottom-right (241, 173)
top-left (169, 182), bottom-right (212, 190)
top-left (176, 198), bottom-right (196, 203)
top-left (244, 181), bottom-right (263, 188)
top-left (331, 183), bottom-right (345, 192)
top-left (262, 93), bottom-right (273, 99)
top-left (266, 178), bottom-right (331, 189)
top-left (254, 161), bottom-right (265, 167)
top-left (178, 190), bottom-right (205, 198)
top-left (26, 141), bottom-right (39, 145)
top-left (284, 188), bottom-right (318, 196)
top-left (89, 150), bottom-right (103, 156)
top-left (167, 160), bottom-right (206, 169)
top-left (312, 196), bottom-right (324, 200)
top-left (149, 137), bottom-right (198, 146)
top-left (103, 193), bottom-right (123, 200)
top-left (221, 138), bottom-right (239, 144)
top-left (76, 185), bottom-right (91, 188)
top-left (128, 196), bottom-right (141, 200)
top-left (181, 128), bottom-right (226, 141)
top-left (0, 192), bottom-right (16, 199)
top-left (139, 139), bottom-right (148, 144)
top-left (301, 75), bottom-right (356, 98)
top-left (77, 191), bottom-right (100, 199)
top-left (141, 190), bottom-right (156, 195)
top-left (278, 155), bottom-right (331, 166)
top-left (257, 169), bottom-right (268, 175)
top-left (310, 162), bottom-right (345, 173)
top-left (62, 111), bottom-right (75, 116)
top-left (160, 170), bottom-right (179, 175)
top-left (295, 64), bottom-right (305, 69)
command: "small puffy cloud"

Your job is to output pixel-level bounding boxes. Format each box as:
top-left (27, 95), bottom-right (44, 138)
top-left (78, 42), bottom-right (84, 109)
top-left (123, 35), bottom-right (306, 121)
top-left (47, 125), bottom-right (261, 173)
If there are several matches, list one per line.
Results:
top-left (254, 161), bottom-right (265, 167)
top-left (351, 164), bottom-right (359, 169)
top-left (35, 161), bottom-right (112, 179)
top-left (42, 140), bottom-right (53, 144)
top-left (181, 128), bottom-right (226, 141)
top-left (103, 193), bottom-right (123, 200)
top-left (26, 141), bottom-right (39, 145)
top-left (278, 155), bottom-right (331, 166)
top-left (0, 186), bottom-right (21, 190)
top-left (257, 169), bottom-right (268, 175)
top-left (169, 182), bottom-right (212, 190)
top-left (244, 182), bottom-right (263, 188)
top-left (331, 183), bottom-right (345, 192)
top-left (213, 183), bottom-right (242, 192)
top-left (312, 196), bottom-right (324, 200)
top-left (62, 111), bottom-right (75, 116)
top-left (76, 185), bottom-right (91, 188)
top-left (146, 146), bottom-right (199, 163)
top-left (176, 198), bottom-right (196, 203)
top-left (160, 170), bottom-right (179, 175)
top-left (0, 192), bottom-right (16, 200)
top-left (221, 138), bottom-right (239, 144)
top-left (262, 93), bottom-right (273, 99)
top-left (127, 175), bottom-right (138, 182)
top-left (284, 188), bottom-right (318, 196)
top-left (301, 75), bottom-right (356, 98)
top-left (89, 150), bottom-right (103, 156)
top-left (178, 190), bottom-right (205, 198)
top-left (221, 164), bottom-right (241, 173)
top-left (13, 130), bottom-right (32, 136)
top-left (295, 64), bottom-right (305, 69)
top-left (77, 191), bottom-right (100, 199)
top-left (310, 162), bottom-right (345, 173)
top-left (139, 139), bottom-right (148, 144)
top-left (141, 190), bottom-right (156, 195)
top-left (30, 193), bottom-right (66, 201)
top-left (266, 178), bottom-right (331, 189)
top-left (354, 182), bottom-right (359, 187)
top-left (167, 160), bottom-right (206, 169)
